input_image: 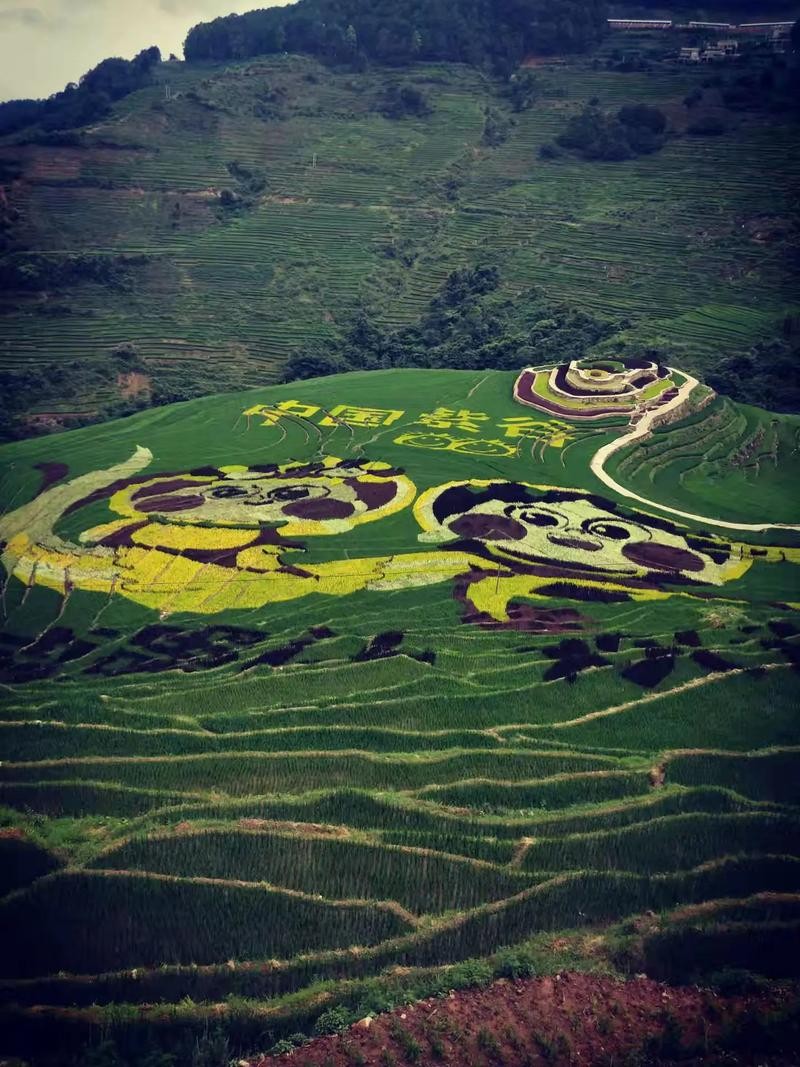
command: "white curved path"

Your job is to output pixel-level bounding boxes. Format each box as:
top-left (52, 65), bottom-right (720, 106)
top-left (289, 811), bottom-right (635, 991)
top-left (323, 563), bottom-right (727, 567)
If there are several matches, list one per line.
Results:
top-left (589, 369), bottom-right (800, 533)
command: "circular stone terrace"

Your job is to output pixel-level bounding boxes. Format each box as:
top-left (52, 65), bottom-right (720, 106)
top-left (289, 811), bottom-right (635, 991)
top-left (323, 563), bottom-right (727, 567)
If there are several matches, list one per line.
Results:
top-left (513, 358), bottom-right (800, 533)
top-left (513, 356), bottom-right (679, 421)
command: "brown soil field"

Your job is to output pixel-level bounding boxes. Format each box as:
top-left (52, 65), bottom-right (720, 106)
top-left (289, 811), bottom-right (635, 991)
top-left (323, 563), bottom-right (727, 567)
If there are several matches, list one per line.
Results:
top-left (252, 973), bottom-right (799, 1066)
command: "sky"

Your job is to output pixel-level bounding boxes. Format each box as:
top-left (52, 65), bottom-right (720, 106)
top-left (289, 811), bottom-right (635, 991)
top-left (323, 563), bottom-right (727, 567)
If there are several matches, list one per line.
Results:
top-left (0, 0), bottom-right (285, 102)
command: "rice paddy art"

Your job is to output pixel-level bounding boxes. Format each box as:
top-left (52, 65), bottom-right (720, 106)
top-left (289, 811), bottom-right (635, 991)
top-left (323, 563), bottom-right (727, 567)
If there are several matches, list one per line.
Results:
top-left (1, 365), bottom-right (799, 1060)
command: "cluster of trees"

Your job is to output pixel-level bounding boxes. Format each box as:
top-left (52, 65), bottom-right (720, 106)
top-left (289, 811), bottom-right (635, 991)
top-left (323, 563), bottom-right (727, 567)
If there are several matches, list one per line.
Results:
top-left (706, 337), bottom-right (800, 414)
top-left (283, 264), bottom-right (617, 381)
top-left (631, 0), bottom-right (797, 9)
top-left (184, 0), bottom-right (609, 73)
top-left (0, 254), bottom-right (147, 292)
top-left (380, 83), bottom-right (432, 119)
top-left (546, 103), bottom-right (667, 161)
top-left (720, 64), bottom-right (800, 118)
top-left (0, 345), bottom-right (145, 442)
top-left (0, 48), bottom-right (161, 138)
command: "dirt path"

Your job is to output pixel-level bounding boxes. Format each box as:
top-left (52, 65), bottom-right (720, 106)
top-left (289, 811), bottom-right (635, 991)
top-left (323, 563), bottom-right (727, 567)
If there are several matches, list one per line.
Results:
top-left (589, 369), bottom-right (800, 533)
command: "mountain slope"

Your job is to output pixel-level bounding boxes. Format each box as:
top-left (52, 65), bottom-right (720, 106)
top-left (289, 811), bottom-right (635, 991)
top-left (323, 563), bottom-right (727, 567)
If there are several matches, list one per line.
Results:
top-left (1, 51), bottom-right (798, 426)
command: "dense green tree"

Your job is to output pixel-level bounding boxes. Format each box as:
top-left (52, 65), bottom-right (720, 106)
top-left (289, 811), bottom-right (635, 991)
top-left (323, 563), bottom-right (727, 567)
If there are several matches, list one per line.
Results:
top-left (283, 265), bottom-right (616, 381)
top-left (0, 48), bottom-right (161, 137)
top-left (706, 340), bottom-right (800, 414)
top-left (381, 83), bottom-right (432, 119)
top-left (184, 0), bottom-right (609, 71)
top-left (506, 69), bottom-right (540, 112)
top-left (556, 103), bottom-right (667, 161)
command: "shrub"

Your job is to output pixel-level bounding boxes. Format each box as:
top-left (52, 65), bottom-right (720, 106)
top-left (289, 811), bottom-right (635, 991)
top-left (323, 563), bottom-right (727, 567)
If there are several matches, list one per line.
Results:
top-left (707, 968), bottom-right (769, 995)
top-left (496, 948), bottom-right (537, 980)
top-left (557, 104), bottom-right (667, 161)
top-left (381, 84), bottom-right (432, 120)
top-left (482, 107), bottom-right (512, 147)
top-left (314, 1004), bottom-right (357, 1036)
top-left (190, 1028), bottom-right (229, 1067)
top-left (687, 118), bottom-right (727, 136)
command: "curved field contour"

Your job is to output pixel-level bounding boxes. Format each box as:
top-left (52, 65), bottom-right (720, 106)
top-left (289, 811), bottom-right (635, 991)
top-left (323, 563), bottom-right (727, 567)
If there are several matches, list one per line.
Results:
top-left (590, 371), bottom-right (800, 533)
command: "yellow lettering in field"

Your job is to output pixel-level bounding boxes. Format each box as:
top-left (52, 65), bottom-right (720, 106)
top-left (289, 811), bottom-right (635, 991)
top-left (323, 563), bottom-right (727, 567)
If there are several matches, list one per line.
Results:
top-left (393, 433), bottom-right (517, 458)
top-left (415, 408), bottom-right (490, 433)
top-left (243, 400), bottom-right (321, 425)
top-left (497, 416), bottom-right (573, 448)
top-left (319, 404), bottom-right (405, 428)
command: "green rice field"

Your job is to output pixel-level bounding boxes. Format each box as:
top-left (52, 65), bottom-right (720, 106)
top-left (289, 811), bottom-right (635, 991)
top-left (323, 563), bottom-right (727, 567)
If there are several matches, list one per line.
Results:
top-left (1, 367), bottom-right (799, 1059)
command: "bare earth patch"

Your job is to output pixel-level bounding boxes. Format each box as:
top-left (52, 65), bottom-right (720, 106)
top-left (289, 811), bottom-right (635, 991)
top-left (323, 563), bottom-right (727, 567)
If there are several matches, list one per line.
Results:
top-left (253, 972), bottom-right (798, 1066)
top-left (118, 371), bottom-right (152, 400)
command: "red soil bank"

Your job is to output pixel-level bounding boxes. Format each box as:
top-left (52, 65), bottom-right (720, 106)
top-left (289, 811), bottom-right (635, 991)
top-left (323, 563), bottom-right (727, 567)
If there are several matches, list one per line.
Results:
top-left (254, 972), bottom-right (797, 1066)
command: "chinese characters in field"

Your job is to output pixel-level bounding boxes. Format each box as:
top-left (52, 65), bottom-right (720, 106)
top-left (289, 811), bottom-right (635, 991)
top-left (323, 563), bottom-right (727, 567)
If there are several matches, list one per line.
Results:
top-left (243, 400), bottom-right (573, 454)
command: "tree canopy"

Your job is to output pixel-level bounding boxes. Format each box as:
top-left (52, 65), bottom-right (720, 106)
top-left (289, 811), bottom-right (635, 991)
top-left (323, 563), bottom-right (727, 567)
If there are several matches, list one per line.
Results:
top-left (0, 48), bottom-right (161, 138)
top-left (184, 0), bottom-right (609, 72)
top-left (555, 104), bottom-right (667, 161)
top-left (282, 264), bottom-right (617, 382)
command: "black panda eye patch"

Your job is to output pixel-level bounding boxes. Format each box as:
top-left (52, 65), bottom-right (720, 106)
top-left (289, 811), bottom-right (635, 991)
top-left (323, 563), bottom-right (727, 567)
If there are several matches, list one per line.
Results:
top-left (266, 486), bottom-right (313, 502)
top-left (584, 521), bottom-right (631, 540)
top-left (520, 511), bottom-right (559, 528)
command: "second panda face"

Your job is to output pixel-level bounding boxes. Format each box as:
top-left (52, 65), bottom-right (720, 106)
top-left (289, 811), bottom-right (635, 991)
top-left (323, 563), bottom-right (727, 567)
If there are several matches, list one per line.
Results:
top-left (444, 494), bottom-right (712, 576)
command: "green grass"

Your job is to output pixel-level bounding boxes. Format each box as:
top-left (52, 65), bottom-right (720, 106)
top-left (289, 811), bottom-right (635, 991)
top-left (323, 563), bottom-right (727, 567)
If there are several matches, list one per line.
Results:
top-left (1, 357), bottom-right (799, 1055)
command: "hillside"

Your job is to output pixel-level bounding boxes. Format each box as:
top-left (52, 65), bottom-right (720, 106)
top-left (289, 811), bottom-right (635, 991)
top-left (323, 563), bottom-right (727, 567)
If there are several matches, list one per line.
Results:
top-left (1, 362), bottom-right (799, 1063)
top-left (1, 40), bottom-right (799, 430)
top-left (2, 12), bottom-right (800, 1065)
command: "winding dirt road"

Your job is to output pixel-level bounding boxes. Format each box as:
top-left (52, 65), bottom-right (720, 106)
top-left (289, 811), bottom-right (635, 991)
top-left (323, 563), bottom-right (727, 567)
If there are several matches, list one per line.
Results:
top-left (589, 369), bottom-right (800, 532)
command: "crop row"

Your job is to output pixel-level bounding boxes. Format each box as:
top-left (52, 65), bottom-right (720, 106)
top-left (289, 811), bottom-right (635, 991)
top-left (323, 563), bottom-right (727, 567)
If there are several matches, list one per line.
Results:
top-left (88, 829), bottom-right (534, 914)
top-left (0, 749), bottom-right (622, 794)
top-left (3, 852), bottom-right (800, 982)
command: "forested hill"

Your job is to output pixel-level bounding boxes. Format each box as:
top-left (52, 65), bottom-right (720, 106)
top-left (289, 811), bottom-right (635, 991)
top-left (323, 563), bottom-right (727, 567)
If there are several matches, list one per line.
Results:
top-left (184, 0), bottom-right (609, 70)
top-left (611, 0), bottom-right (798, 9)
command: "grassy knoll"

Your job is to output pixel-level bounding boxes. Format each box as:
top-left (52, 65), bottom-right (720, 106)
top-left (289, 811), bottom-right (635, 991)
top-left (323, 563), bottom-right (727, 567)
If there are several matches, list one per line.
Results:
top-left (0, 371), bottom-right (799, 1063)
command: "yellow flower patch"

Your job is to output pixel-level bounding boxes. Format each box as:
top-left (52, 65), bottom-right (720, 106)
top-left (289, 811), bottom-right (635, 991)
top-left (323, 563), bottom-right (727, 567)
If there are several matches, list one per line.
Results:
top-left (131, 525), bottom-right (260, 552)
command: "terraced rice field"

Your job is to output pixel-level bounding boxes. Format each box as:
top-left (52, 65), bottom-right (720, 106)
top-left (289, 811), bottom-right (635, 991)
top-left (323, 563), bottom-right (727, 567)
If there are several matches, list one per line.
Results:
top-left (1, 367), bottom-right (799, 1060)
top-left (1, 56), bottom-right (798, 414)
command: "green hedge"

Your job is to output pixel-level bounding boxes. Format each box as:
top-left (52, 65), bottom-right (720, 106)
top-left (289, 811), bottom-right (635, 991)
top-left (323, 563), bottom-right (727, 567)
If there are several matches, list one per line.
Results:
top-left (422, 771), bottom-right (653, 812)
top-left (0, 751), bottom-right (619, 795)
top-left (641, 920), bottom-right (800, 983)
top-left (0, 837), bottom-right (61, 898)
